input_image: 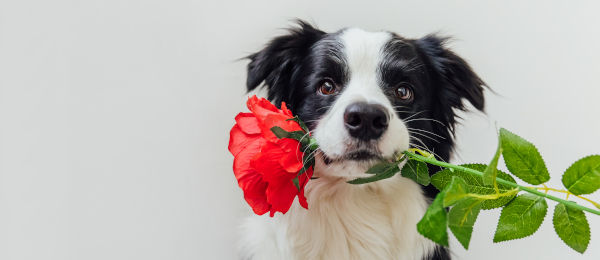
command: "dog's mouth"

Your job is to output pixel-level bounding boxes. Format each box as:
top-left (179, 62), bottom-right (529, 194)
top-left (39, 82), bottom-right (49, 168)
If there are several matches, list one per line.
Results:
top-left (345, 150), bottom-right (382, 161)
top-left (321, 148), bottom-right (383, 164)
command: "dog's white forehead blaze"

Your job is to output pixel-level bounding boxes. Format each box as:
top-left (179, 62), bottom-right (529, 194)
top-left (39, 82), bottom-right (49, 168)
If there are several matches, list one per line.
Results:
top-left (340, 28), bottom-right (392, 80)
top-left (336, 28), bottom-right (392, 105)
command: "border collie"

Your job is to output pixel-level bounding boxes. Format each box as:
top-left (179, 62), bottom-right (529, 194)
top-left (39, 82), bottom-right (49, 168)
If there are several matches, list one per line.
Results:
top-left (239, 20), bottom-right (485, 260)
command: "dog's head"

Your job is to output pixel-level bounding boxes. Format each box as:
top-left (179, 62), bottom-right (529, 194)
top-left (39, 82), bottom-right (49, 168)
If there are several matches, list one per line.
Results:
top-left (246, 21), bottom-right (485, 179)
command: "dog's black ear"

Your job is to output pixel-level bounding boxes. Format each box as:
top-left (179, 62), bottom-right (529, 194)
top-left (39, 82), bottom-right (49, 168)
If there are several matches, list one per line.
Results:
top-left (246, 20), bottom-right (325, 103)
top-left (414, 35), bottom-right (486, 112)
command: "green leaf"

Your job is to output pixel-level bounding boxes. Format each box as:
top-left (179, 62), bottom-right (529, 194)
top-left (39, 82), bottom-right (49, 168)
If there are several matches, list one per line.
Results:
top-left (448, 197), bottom-right (483, 249)
top-left (270, 126), bottom-right (308, 143)
top-left (348, 164), bottom-right (399, 184)
top-left (270, 126), bottom-right (291, 138)
top-left (366, 161), bottom-right (397, 174)
top-left (443, 176), bottom-right (469, 207)
top-left (482, 140), bottom-right (503, 187)
top-left (292, 177), bottom-right (300, 191)
top-left (431, 164), bottom-right (517, 210)
top-left (401, 160), bottom-right (431, 186)
top-left (561, 155), bottom-right (600, 195)
top-left (493, 193), bottom-right (548, 242)
top-left (553, 203), bottom-right (590, 253)
top-left (499, 128), bottom-right (550, 185)
top-left (417, 191), bottom-right (449, 246)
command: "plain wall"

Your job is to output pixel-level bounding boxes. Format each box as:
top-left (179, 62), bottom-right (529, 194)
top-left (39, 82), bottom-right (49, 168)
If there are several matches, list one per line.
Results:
top-left (1, 0), bottom-right (599, 259)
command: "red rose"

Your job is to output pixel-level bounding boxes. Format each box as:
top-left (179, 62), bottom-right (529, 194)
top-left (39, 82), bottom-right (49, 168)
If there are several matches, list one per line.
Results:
top-left (228, 95), bottom-right (314, 216)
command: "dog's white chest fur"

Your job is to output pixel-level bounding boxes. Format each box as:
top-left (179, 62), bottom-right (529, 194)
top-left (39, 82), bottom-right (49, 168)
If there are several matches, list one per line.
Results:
top-left (239, 175), bottom-right (436, 260)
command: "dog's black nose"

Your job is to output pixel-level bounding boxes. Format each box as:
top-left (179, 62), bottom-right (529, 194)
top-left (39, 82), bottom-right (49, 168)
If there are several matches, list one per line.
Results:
top-left (344, 102), bottom-right (389, 140)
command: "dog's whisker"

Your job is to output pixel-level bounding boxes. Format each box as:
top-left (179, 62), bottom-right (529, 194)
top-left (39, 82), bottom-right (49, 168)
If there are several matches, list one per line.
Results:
top-left (394, 110), bottom-right (412, 114)
top-left (403, 110), bottom-right (426, 121)
top-left (409, 136), bottom-right (434, 155)
top-left (295, 132), bottom-right (314, 162)
top-left (302, 119), bottom-right (322, 124)
top-left (302, 148), bottom-right (321, 179)
top-left (302, 146), bottom-right (320, 164)
top-left (404, 117), bottom-right (446, 127)
top-left (409, 143), bottom-right (432, 156)
top-left (301, 145), bottom-right (319, 164)
top-left (408, 130), bottom-right (440, 143)
top-left (407, 128), bottom-right (446, 140)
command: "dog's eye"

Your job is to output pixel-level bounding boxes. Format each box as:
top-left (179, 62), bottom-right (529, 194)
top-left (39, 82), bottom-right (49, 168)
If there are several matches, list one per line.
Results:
top-left (395, 83), bottom-right (413, 101)
top-left (318, 79), bottom-right (337, 95)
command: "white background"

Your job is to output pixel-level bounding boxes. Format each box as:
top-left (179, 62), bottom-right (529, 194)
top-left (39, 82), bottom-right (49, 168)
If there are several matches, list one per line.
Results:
top-left (1, 0), bottom-right (599, 259)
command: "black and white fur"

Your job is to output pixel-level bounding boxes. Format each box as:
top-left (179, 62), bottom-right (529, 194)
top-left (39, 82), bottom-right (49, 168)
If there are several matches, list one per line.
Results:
top-left (240, 21), bottom-right (485, 260)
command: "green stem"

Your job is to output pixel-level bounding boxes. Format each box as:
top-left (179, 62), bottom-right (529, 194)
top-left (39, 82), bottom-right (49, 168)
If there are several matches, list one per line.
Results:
top-left (404, 151), bottom-right (600, 216)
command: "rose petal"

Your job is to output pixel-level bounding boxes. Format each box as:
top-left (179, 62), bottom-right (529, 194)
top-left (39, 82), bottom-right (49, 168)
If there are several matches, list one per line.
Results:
top-left (235, 113), bottom-right (261, 135)
top-left (281, 102), bottom-right (293, 117)
top-left (256, 114), bottom-right (290, 142)
top-left (277, 138), bottom-right (303, 154)
top-left (238, 172), bottom-right (270, 215)
top-left (232, 137), bottom-right (270, 215)
top-left (246, 96), bottom-right (303, 143)
top-left (279, 148), bottom-right (304, 173)
top-left (252, 141), bottom-right (305, 216)
top-left (263, 114), bottom-right (302, 132)
top-left (247, 95), bottom-right (279, 120)
top-left (251, 143), bottom-right (293, 181)
top-left (232, 137), bottom-right (264, 180)
top-left (297, 167), bottom-right (313, 209)
top-left (265, 175), bottom-right (299, 216)
top-left (228, 125), bottom-right (261, 157)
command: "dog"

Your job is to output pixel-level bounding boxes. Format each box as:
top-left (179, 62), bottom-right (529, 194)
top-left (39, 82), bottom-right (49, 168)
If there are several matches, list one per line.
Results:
top-left (238, 20), bottom-right (485, 260)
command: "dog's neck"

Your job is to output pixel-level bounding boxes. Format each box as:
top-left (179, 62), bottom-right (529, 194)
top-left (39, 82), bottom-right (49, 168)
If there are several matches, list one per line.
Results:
top-left (279, 174), bottom-right (437, 260)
